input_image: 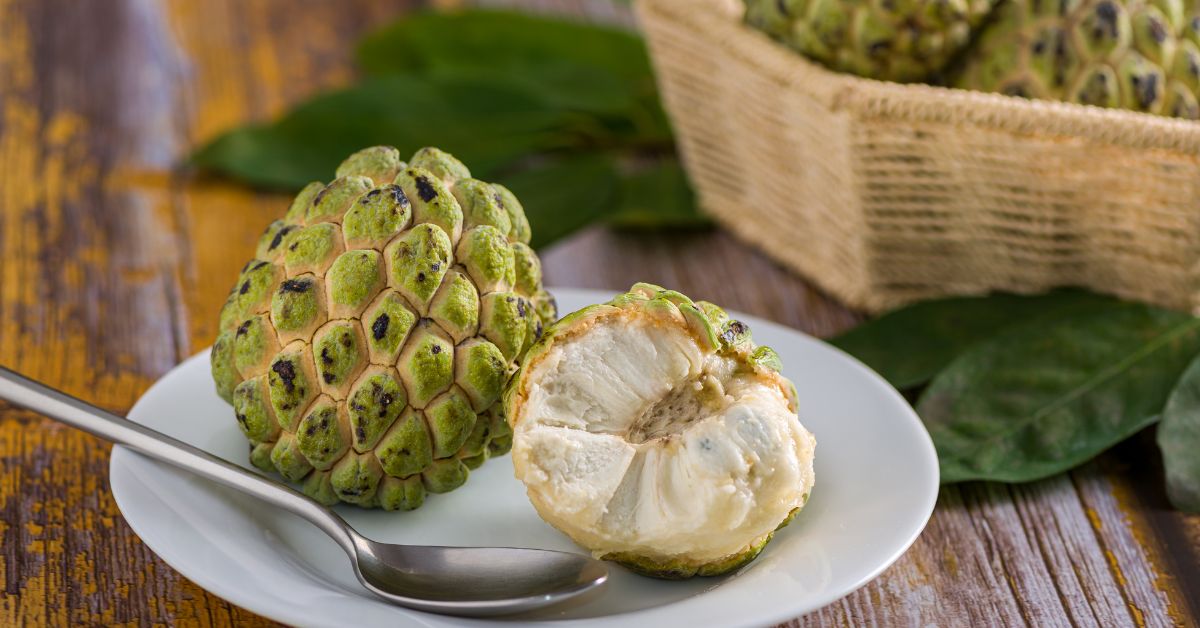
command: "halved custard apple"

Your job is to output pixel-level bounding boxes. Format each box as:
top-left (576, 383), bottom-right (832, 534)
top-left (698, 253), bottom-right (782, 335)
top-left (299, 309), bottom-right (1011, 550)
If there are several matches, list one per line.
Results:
top-left (504, 284), bottom-right (816, 578)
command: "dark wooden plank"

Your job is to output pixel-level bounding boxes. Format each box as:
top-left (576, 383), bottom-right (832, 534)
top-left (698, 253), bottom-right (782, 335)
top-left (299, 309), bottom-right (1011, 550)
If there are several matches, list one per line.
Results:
top-left (0, 0), bottom-right (413, 624)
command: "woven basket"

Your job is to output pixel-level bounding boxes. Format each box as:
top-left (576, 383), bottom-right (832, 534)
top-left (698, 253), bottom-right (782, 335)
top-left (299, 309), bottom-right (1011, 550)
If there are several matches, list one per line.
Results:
top-left (635, 0), bottom-right (1200, 313)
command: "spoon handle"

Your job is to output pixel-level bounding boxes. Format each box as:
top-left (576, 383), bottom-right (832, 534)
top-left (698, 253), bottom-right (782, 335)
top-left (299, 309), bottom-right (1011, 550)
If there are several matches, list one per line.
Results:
top-left (0, 365), bottom-right (357, 555)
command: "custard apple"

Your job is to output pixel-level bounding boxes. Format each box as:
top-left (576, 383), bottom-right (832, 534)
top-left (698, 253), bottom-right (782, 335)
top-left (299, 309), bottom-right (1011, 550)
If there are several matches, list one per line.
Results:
top-left (744, 0), bottom-right (997, 82)
top-left (955, 0), bottom-right (1200, 118)
top-left (504, 284), bottom-right (816, 579)
top-left (210, 146), bottom-right (556, 510)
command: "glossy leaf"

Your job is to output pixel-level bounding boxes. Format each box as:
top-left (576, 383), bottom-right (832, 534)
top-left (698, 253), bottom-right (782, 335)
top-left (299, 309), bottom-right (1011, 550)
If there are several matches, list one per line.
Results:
top-left (357, 10), bottom-right (653, 115)
top-left (494, 154), bottom-right (620, 250)
top-left (192, 74), bottom-right (570, 189)
top-left (918, 303), bottom-right (1200, 483)
top-left (609, 158), bottom-right (710, 229)
top-left (1159, 355), bottom-right (1200, 512)
top-left (831, 290), bottom-right (1119, 390)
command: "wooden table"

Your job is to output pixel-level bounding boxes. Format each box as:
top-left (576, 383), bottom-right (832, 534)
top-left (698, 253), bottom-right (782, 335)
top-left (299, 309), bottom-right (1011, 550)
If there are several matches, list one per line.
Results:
top-left (0, 0), bottom-right (1196, 625)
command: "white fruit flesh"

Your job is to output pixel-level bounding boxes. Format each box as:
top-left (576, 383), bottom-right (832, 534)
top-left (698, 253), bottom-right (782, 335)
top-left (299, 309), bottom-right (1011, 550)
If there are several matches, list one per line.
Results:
top-left (511, 313), bottom-right (815, 564)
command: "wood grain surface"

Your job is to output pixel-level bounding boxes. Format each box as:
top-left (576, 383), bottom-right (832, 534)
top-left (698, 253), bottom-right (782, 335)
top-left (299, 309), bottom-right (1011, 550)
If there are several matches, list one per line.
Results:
top-left (0, 0), bottom-right (1196, 625)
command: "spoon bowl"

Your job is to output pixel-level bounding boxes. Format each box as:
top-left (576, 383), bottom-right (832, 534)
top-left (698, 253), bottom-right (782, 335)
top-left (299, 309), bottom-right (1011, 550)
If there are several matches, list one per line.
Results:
top-left (353, 541), bottom-right (608, 615)
top-left (0, 366), bottom-right (608, 616)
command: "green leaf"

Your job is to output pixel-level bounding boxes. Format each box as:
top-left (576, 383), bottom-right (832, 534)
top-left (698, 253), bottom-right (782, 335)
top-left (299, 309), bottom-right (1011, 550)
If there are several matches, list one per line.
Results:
top-left (494, 154), bottom-right (620, 250)
top-left (192, 74), bottom-right (570, 189)
top-left (831, 290), bottom-right (1120, 390)
top-left (1159, 355), bottom-right (1200, 512)
top-left (609, 158), bottom-right (710, 229)
top-left (357, 10), bottom-right (654, 115)
top-left (917, 303), bottom-right (1200, 484)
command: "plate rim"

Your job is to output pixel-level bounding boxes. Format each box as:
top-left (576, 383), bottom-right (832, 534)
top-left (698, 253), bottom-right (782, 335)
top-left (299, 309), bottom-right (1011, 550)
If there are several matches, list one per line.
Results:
top-left (110, 287), bottom-right (939, 627)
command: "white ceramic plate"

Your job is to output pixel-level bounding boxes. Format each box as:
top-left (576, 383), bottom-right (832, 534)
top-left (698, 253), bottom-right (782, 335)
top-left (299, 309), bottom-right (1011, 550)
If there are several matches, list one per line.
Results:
top-left (110, 288), bottom-right (938, 628)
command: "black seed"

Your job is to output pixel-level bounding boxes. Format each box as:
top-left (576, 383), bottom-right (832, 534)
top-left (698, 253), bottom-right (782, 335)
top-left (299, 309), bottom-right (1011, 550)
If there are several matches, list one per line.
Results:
top-left (1133, 73), bottom-right (1159, 109)
top-left (1093, 2), bottom-right (1119, 41)
top-left (416, 272), bottom-right (426, 282)
top-left (1150, 17), bottom-right (1168, 43)
top-left (236, 413), bottom-right (248, 426)
top-left (390, 185), bottom-right (409, 208)
top-left (431, 344), bottom-right (442, 354)
top-left (252, 260), bottom-right (268, 270)
top-left (272, 360), bottom-right (297, 393)
top-left (289, 242), bottom-right (299, 251)
top-left (365, 188), bottom-right (382, 199)
top-left (269, 226), bottom-right (297, 251)
top-left (430, 262), bottom-right (440, 272)
top-left (340, 333), bottom-right (352, 347)
top-left (722, 321), bottom-right (747, 344)
top-left (239, 281), bottom-right (250, 295)
top-left (352, 403), bottom-right (366, 413)
top-left (356, 426), bottom-right (366, 441)
top-left (321, 348), bottom-right (333, 365)
top-left (516, 300), bottom-right (527, 317)
top-left (1053, 32), bottom-right (1068, 86)
top-left (280, 278), bottom-right (312, 293)
top-left (322, 447), bottom-right (330, 454)
top-left (306, 424), bottom-right (316, 436)
top-left (322, 372), bottom-right (336, 384)
top-left (320, 416), bottom-right (330, 428)
top-left (372, 314), bottom-right (390, 340)
top-left (414, 175), bottom-right (438, 202)
top-left (399, 448), bottom-right (410, 456)
top-left (236, 319), bottom-right (252, 337)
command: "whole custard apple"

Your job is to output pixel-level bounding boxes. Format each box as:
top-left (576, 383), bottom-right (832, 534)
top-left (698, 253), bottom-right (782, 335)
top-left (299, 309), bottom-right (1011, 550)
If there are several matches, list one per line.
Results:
top-left (210, 146), bottom-right (557, 510)
top-left (955, 0), bottom-right (1200, 119)
top-left (743, 0), bottom-right (997, 83)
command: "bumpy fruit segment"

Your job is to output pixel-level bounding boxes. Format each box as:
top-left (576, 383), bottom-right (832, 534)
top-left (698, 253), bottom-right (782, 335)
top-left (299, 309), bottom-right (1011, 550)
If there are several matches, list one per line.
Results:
top-left (955, 0), bottom-right (1200, 118)
top-left (744, 0), bottom-right (997, 82)
top-left (505, 284), bottom-right (816, 578)
top-left (211, 146), bottom-right (558, 510)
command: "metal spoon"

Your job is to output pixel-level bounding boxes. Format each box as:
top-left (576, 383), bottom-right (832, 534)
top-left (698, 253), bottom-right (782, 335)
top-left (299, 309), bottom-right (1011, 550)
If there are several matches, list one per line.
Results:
top-left (0, 366), bottom-right (607, 617)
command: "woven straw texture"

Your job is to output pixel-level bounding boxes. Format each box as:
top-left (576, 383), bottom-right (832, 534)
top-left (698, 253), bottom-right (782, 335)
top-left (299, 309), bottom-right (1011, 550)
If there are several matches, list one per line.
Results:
top-left (636, 0), bottom-right (1200, 313)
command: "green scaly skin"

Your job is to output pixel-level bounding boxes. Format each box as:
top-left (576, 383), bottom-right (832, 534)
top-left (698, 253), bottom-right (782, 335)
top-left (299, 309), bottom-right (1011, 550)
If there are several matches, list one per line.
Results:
top-left (210, 146), bottom-right (557, 510)
top-left (743, 0), bottom-right (997, 83)
top-left (954, 0), bottom-right (1200, 119)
